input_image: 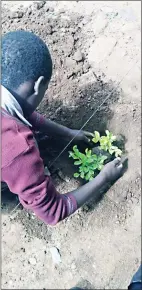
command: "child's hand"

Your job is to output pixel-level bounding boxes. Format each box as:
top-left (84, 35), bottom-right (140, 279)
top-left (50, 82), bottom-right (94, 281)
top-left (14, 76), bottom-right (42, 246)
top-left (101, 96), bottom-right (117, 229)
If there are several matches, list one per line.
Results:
top-left (69, 129), bottom-right (93, 145)
top-left (101, 157), bottom-right (127, 183)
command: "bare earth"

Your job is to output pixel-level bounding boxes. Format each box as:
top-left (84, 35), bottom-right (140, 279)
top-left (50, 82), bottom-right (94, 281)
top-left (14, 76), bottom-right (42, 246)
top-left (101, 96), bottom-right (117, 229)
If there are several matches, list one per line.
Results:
top-left (2, 1), bottom-right (141, 289)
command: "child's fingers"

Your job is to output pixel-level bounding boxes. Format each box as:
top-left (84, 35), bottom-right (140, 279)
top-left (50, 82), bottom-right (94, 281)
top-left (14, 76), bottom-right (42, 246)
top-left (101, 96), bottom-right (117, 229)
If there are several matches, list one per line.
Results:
top-left (120, 155), bottom-right (128, 165)
top-left (113, 157), bottom-right (121, 166)
top-left (83, 131), bottom-right (94, 138)
top-left (117, 163), bottom-right (123, 169)
top-left (83, 136), bottom-right (91, 145)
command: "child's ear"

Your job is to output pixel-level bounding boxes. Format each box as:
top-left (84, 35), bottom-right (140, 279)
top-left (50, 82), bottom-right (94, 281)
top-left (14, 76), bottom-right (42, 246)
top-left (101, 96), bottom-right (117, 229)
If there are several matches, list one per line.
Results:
top-left (34, 76), bottom-right (44, 95)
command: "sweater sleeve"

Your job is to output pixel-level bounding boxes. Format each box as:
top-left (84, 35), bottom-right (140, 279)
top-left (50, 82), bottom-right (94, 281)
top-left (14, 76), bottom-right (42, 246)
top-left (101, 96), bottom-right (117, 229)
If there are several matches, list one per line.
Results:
top-left (27, 111), bottom-right (47, 131)
top-left (2, 141), bottom-right (77, 225)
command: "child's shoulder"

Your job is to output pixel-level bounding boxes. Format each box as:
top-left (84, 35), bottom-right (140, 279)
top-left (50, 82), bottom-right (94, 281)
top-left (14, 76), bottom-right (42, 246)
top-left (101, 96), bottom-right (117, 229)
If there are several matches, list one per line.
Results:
top-left (2, 110), bottom-right (33, 168)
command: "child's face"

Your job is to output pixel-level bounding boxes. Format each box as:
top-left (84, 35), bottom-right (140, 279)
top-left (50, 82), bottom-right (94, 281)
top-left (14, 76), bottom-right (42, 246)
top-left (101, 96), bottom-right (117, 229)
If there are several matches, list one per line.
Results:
top-left (33, 77), bottom-right (50, 110)
top-left (16, 77), bottom-right (50, 116)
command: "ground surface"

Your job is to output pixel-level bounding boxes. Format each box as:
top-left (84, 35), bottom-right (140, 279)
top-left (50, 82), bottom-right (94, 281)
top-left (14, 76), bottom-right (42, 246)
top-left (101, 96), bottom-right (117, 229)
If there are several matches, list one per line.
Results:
top-left (2, 1), bottom-right (141, 289)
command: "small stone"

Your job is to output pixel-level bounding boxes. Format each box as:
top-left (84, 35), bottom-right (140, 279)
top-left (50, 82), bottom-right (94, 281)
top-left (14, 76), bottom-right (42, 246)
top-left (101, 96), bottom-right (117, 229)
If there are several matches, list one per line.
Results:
top-left (9, 280), bottom-right (13, 286)
top-left (71, 262), bottom-right (76, 270)
top-left (131, 197), bottom-right (139, 205)
top-left (46, 26), bottom-right (52, 35)
top-left (31, 215), bottom-right (35, 219)
top-left (49, 7), bottom-right (54, 12)
top-left (28, 257), bottom-right (37, 265)
top-left (82, 18), bottom-right (89, 25)
top-left (50, 247), bottom-right (61, 264)
top-left (65, 58), bottom-right (76, 68)
top-left (21, 247), bottom-right (25, 253)
top-left (70, 28), bottom-right (76, 34)
top-left (60, 27), bottom-right (66, 33)
top-left (10, 11), bottom-right (23, 19)
top-left (27, 8), bottom-right (32, 16)
top-left (44, 166), bottom-right (51, 176)
top-left (58, 170), bottom-right (70, 182)
top-left (73, 50), bottom-right (84, 62)
top-left (59, 8), bottom-right (65, 14)
top-left (17, 11), bottom-right (24, 18)
top-left (83, 205), bottom-right (89, 212)
top-left (78, 23), bottom-right (83, 29)
top-left (26, 213), bottom-right (31, 219)
top-left (83, 62), bottom-right (90, 73)
top-left (35, 1), bottom-right (46, 10)
top-left (135, 258), bottom-right (139, 264)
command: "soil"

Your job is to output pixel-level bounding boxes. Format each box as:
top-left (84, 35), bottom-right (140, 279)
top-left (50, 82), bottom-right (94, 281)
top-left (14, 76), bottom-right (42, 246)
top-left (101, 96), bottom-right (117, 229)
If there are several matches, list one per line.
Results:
top-left (2, 1), bottom-right (141, 289)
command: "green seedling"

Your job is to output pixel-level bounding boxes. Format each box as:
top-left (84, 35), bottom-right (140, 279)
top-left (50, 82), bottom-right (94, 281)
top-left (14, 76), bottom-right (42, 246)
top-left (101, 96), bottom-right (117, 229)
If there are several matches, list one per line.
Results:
top-left (69, 145), bottom-right (107, 181)
top-left (69, 130), bottom-right (122, 182)
top-left (92, 130), bottom-right (122, 157)
top-left (92, 131), bottom-right (101, 144)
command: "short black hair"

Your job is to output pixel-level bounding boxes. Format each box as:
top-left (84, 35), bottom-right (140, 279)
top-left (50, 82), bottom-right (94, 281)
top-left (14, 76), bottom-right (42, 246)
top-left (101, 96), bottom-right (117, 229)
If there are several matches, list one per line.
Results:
top-left (1, 30), bottom-right (52, 90)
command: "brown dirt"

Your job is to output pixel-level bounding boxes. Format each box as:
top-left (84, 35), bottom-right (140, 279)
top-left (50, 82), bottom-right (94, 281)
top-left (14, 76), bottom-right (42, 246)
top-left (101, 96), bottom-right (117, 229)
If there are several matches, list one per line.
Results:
top-left (2, 1), bottom-right (141, 289)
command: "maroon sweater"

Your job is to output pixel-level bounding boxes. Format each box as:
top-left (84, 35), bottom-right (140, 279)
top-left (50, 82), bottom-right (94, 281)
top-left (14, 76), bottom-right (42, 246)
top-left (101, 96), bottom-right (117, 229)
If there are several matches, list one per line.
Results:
top-left (1, 108), bottom-right (77, 225)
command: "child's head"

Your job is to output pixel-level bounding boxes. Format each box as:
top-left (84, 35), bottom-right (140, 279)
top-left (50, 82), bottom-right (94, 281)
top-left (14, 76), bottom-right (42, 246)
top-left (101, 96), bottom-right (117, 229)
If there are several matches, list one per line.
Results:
top-left (2, 30), bottom-right (52, 113)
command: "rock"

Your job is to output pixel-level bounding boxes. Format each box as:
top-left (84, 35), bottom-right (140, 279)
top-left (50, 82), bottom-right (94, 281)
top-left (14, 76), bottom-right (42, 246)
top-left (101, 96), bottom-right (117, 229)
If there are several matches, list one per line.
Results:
top-left (27, 8), bottom-right (32, 16)
top-left (17, 11), bottom-right (24, 18)
top-left (73, 63), bottom-right (83, 75)
top-left (50, 247), bottom-right (61, 264)
top-left (83, 62), bottom-right (90, 73)
top-left (70, 28), bottom-right (76, 34)
top-left (71, 262), bottom-right (76, 270)
top-left (59, 9), bottom-right (65, 14)
top-left (65, 57), bottom-right (77, 78)
top-left (49, 7), bottom-right (54, 12)
top-left (35, 1), bottom-right (46, 10)
top-left (78, 23), bottom-right (83, 29)
top-left (44, 166), bottom-right (51, 176)
top-left (31, 214), bottom-right (36, 219)
top-left (21, 247), bottom-right (25, 253)
top-left (63, 35), bottom-right (74, 56)
top-left (58, 170), bottom-right (70, 182)
top-left (46, 26), bottom-right (52, 35)
top-left (10, 11), bottom-right (23, 19)
top-left (26, 213), bottom-right (31, 219)
top-left (9, 280), bottom-right (13, 286)
top-left (74, 34), bottom-right (79, 41)
top-left (65, 58), bottom-right (76, 68)
top-left (82, 18), bottom-right (89, 25)
top-left (83, 205), bottom-right (89, 212)
top-left (28, 257), bottom-right (37, 265)
top-left (60, 27), bottom-right (66, 33)
top-left (131, 197), bottom-right (139, 205)
top-left (73, 50), bottom-right (84, 62)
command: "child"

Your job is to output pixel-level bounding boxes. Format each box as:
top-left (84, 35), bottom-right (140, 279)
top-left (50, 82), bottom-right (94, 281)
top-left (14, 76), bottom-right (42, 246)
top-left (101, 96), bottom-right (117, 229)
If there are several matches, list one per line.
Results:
top-left (1, 30), bottom-right (125, 225)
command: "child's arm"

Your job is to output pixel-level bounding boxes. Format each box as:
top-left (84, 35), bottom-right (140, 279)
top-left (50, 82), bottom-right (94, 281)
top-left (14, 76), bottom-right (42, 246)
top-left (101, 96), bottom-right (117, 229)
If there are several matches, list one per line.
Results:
top-left (2, 135), bottom-right (124, 226)
top-left (2, 134), bottom-right (77, 225)
top-left (67, 158), bottom-right (124, 207)
top-left (28, 111), bottom-right (92, 144)
top-left (2, 122), bottom-right (124, 225)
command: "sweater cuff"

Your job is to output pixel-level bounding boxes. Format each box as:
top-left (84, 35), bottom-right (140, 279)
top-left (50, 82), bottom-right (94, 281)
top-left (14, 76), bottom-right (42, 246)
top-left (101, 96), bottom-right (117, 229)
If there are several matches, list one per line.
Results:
top-left (64, 193), bottom-right (78, 216)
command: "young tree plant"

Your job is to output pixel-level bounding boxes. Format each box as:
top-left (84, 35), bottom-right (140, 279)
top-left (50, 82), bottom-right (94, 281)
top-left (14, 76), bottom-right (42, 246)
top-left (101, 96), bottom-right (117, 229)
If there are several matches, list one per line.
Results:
top-left (69, 145), bottom-right (107, 181)
top-left (92, 130), bottom-right (122, 157)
